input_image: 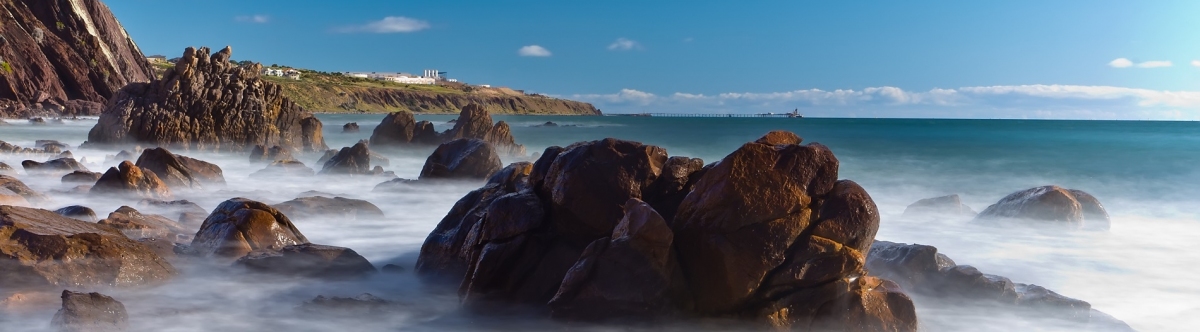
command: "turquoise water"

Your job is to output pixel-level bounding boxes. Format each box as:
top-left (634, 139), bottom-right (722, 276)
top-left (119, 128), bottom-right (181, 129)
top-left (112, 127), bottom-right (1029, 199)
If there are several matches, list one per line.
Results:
top-left (2, 115), bottom-right (1198, 331)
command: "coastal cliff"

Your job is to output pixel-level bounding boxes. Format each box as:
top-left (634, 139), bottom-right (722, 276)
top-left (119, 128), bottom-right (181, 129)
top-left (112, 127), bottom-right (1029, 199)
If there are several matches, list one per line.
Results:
top-left (0, 0), bottom-right (153, 117)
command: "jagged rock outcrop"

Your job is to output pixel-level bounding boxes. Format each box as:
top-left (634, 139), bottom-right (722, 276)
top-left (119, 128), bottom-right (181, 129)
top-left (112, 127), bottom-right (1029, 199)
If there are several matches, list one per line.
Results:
top-left (445, 104), bottom-right (526, 155)
top-left (319, 142), bottom-right (371, 175)
top-left (0, 205), bottom-right (176, 287)
top-left (0, 0), bottom-right (154, 118)
top-left (90, 161), bottom-right (171, 199)
top-left (50, 290), bottom-right (129, 332)
top-left (235, 243), bottom-right (376, 280)
top-left (190, 198), bottom-right (308, 258)
top-left (84, 46), bottom-right (327, 152)
top-left (867, 240), bottom-right (1134, 331)
top-left (902, 194), bottom-right (976, 219)
top-left (54, 205), bottom-right (98, 222)
top-left (272, 196), bottom-right (384, 220)
top-left (419, 139), bottom-right (502, 180)
top-left (414, 131), bottom-right (916, 329)
top-left (134, 147), bottom-right (225, 189)
top-left (974, 186), bottom-right (1110, 230)
top-left (249, 145), bottom-right (293, 163)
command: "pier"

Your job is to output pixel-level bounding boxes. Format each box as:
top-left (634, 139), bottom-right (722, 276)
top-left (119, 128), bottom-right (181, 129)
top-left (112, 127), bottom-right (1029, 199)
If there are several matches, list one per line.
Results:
top-left (610, 112), bottom-right (803, 118)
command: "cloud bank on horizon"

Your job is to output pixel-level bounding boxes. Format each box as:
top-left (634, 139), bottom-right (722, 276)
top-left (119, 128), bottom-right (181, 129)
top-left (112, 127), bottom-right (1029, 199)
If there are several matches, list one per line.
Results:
top-left (567, 85), bottom-right (1200, 120)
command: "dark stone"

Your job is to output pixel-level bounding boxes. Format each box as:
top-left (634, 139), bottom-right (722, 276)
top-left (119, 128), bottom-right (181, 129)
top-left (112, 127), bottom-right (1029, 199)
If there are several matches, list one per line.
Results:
top-left (273, 196), bottom-right (384, 220)
top-left (190, 198), bottom-right (308, 258)
top-left (342, 122), bottom-right (360, 133)
top-left (419, 139), bottom-right (503, 180)
top-left (21, 158), bottom-right (88, 174)
top-left (319, 142), bottom-right (371, 175)
top-left (51, 291), bottom-right (129, 332)
top-left (975, 186), bottom-right (1110, 230)
top-left (61, 171), bottom-right (102, 184)
top-left (235, 243), bottom-right (376, 279)
top-left (54, 205), bottom-right (98, 222)
top-left (135, 147), bottom-right (225, 189)
top-left (90, 161), bottom-right (173, 199)
top-left (248, 145), bottom-right (294, 164)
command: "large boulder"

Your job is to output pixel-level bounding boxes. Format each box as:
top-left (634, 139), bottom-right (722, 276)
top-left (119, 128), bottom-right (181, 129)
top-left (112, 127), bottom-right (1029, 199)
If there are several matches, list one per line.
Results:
top-left (0, 175), bottom-right (50, 205)
top-left (234, 243), bottom-right (376, 279)
top-left (0, 188), bottom-right (31, 207)
top-left (90, 161), bottom-right (173, 199)
top-left (50, 291), bottom-right (129, 332)
top-left (369, 111), bottom-right (418, 146)
top-left (445, 104), bottom-right (526, 155)
top-left (272, 196), bottom-right (384, 220)
top-left (902, 194), bottom-right (976, 219)
top-left (21, 158), bottom-right (88, 174)
top-left (134, 147), bottom-right (225, 189)
top-left (0, 205), bottom-right (176, 287)
top-left (190, 198), bottom-right (309, 258)
top-left (84, 46), bottom-right (327, 152)
top-left (419, 139), bottom-right (503, 180)
top-left (319, 142), bottom-right (371, 175)
top-left (974, 186), bottom-right (1110, 230)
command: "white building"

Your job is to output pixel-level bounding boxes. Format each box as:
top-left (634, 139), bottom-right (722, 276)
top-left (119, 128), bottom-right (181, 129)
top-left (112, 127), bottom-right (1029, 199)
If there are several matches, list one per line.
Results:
top-left (343, 72), bottom-right (436, 85)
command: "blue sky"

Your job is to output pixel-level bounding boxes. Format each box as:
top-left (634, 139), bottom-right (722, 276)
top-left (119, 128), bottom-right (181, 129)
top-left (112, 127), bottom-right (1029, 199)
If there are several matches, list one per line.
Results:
top-left (109, 1), bottom-right (1200, 119)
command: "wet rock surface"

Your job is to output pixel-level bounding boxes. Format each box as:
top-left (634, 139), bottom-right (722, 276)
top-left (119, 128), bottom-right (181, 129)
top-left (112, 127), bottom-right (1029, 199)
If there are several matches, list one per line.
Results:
top-left (50, 290), bottom-right (129, 332)
top-left (54, 205), bottom-right (98, 222)
top-left (83, 46), bottom-right (327, 152)
top-left (414, 131), bottom-right (917, 329)
top-left (90, 161), bottom-right (172, 199)
top-left (134, 147), bottom-right (225, 190)
top-left (975, 186), bottom-right (1110, 230)
top-left (0, 205), bottom-right (176, 287)
top-left (419, 138), bottom-right (502, 180)
top-left (190, 198), bottom-right (308, 258)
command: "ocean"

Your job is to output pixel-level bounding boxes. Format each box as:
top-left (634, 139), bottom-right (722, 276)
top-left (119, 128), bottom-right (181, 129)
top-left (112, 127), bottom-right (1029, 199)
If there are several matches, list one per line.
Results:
top-left (1, 114), bottom-right (1197, 331)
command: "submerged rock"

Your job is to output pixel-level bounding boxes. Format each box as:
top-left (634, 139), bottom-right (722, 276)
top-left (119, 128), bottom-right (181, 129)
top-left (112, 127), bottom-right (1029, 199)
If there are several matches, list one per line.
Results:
top-left (21, 158), bottom-right (88, 174)
top-left (0, 175), bottom-right (51, 205)
top-left (248, 145), bottom-right (295, 164)
top-left (975, 186), bottom-right (1110, 230)
top-left (135, 147), bottom-right (225, 189)
top-left (61, 171), bottom-right (103, 184)
top-left (50, 291), bottom-right (129, 332)
top-left (319, 142), bottom-right (372, 175)
top-left (251, 159), bottom-right (315, 177)
top-left (342, 122), bottom-right (360, 133)
top-left (190, 198), bottom-right (308, 258)
top-left (84, 46), bottom-right (327, 152)
top-left (419, 139), bottom-right (502, 180)
top-left (414, 131), bottom-right (916, 329)
top-left (0, 205), bottom-right (176, 287)
top-left (902, 194), bottom-right (977, 219)
top-left (54, 205), bottom-right (98, 222)
top-left (90, 161), bottom-right (173, 199)
top-left (135, 199), bottom-right (208, 226)
top-left (0, 162), bottom-right (16, 176)
top-left (235, 243), bottom-right (376, 279)
top-left (273, 196), bottom-right (384, 220)
top-left (299, 293), bottom-right (405, 316)
top-left (98, 206), bottom-right (191, 243)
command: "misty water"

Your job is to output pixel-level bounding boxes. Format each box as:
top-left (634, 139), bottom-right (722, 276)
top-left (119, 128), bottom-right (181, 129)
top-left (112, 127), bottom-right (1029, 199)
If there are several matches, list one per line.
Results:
top-left (2, 115), bottom-right (1198, 331)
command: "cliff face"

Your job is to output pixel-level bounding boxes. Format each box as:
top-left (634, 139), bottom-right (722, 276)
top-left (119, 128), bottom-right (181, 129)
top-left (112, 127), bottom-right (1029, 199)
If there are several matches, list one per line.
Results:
top-left (0, 0), bottom-right (153, 118)
top-left (277, 83), bottom-right (601, 115)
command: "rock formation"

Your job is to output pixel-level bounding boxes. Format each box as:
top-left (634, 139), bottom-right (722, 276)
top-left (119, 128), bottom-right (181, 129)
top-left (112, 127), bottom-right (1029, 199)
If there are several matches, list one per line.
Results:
top-left (444, 104), bottom-right (525, 155)
top-left (84, 46), bottom-right (327, 152)
top-left (319, 142), bottom-right (371, 175)
top-left (54, 205), bottom-right (98, 222)
top-left (414, 131), bottom-right (917, 329)
top-left (251, 159), bottom-right (315, 177)
top-left (902, 194), bottom-right (976, 219)
top-left (21, 157), bottom-right (88, 174)
top-left (975, 186), bottom-right (1110, 230)
top-left (98, 206), bottom-right (191, 242)
top-left (0, 0), bottom-right (154, 118)
top-left (867, 240), bottom-right (1134, 331)
top-left (0, 205), bottom-right (176, 287)
top-left (272, 196), bottom-right (384, 220)
top-left (234, 243), bottom-right (376, 279)
top-left (134, 147), bottom-right (225, 189)
top-left (249, 145), bottom-right (294, 163)
top-left (61, 170), bottom-right (102, 184)
top-left (50, 291), bottom-right (129, 332)
top-left (190, 198), bottom-right (308, 258)
top-left (368, 111), bottom-right (440, 147)
top-left (419, 139), bottom-right (502, 180)
top-left (0, 175), bottom-right (50, 204)
top-left (342, 122), bottom-right (359, 133)
top-left (90, 161), bottom-right (172, 199)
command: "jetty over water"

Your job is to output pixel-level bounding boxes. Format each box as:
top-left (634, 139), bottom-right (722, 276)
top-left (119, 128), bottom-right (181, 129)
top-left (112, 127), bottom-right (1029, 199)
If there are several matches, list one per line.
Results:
top-left (610, 112), bottom-right (803, 118)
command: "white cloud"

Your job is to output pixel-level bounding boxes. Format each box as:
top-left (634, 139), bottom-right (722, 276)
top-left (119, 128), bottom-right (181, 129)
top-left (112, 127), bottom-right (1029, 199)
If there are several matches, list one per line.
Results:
top-left (1193, 60), bottom-right (1200, 67)
top-left (566, 85), bottom-right (1200, 120)
top-left (1108, 58), bottom-right (1133, 68)
top-left (1109, 58), bottom-right (1174, 69)
top-left (335, 16), bottom-right (430, 33)
top-left (607, 38), bottom-right (641, 51)
top-left (235, 15), bottom-right (269, 24)
top-left (1136, 60), bottom-right (1172, 68)
top-left (518, 45), bottom-right (552, 57)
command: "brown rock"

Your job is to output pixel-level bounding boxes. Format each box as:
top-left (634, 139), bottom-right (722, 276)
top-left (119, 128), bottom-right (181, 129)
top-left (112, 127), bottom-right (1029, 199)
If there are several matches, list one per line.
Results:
top-left (97, 206), bottom-right (191, 243)
top-left (190, 197), bottom-right (308, 258)
top-left (248, 145), bottom-right (294, 163)
top-left (0, 162), bottom-right (16, 176)
top-left (50, 290), bottom-right (129, 332)
top-left (61, 170), bottom-right (102, 184)
top-left (419, 138), bottom-right (503, 180)
top-left (272, 196), bottom-right (384, 220)
top-left (0, 175), bottom-right (51, 205)
top-left (21, 157), bottom-right (88, 174)
top-left (0, 188), bottom-right (32, 207)
top-left (446, 104), bottom-right (526, 155)
top-left (90, 161), bottom-right (172, 199)
top-left (549, 199), bottom-right (676, 320)
top-left (975, 186), bottom-right (1110, 230)
top-left (412, 120), bottom-right (440, 145)
top-left (234, 243), bottom-right (376, 279)
top-left (0, 205), bottom-right (176, 287)
top-left (319, 142), bottom-right (371, 175)
top-left (538, 138), bottom-right (667, 245)
top-left (134, 147), bottom-right (225, 189)
top-left (84, 46), bottom-right (327, 152)
top-left (369, 111), bottom-right (417, 146)
top-left (642, 156), bottom-right (707, 223)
